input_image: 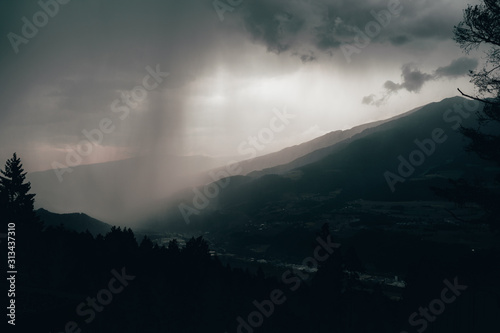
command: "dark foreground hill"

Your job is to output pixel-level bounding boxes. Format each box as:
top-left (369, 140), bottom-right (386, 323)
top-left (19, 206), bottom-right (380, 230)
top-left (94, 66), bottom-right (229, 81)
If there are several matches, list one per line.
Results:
top-left (36, 208), bottom-right (112, 236)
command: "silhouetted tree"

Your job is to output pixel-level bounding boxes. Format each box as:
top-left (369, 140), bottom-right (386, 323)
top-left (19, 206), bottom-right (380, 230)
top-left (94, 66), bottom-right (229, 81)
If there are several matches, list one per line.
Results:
top-left (139, 235), bottom-right (154, 252)
top-left (256, 265), bottom-right (265, 280)
top-left (168, 238), bottom-right (180, 254)
top-left (454, 0), bottom-right (500, 173)
top-left (454, 0), bottom-right (500, 99)
top-left (0, 153), bottom-right (42, 231)
top-left (436, 0), bottom-right (500, 229)
top-left (184, 236), bottom-right (210, 260)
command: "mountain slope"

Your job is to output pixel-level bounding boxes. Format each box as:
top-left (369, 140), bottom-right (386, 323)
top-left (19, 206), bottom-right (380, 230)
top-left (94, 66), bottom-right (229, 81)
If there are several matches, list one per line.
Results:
top-left (155, 96), bottom-right (497, 230)
top-left (239, 98), bottom-right (494, 205)
top-left (203, 105), bottom-right (423, 180)
top-left (223, 97), bottom-right (492, 205)
top-left (247, 106), bottom-right (426, 178)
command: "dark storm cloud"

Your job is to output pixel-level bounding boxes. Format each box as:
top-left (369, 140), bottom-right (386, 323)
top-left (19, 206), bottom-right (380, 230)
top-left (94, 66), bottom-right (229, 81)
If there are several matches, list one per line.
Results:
top-left (293, 50), bottom-right (317, 63)
top-left (435, 57), bottom-right (479, 78)
top-left (362, 94), bottom-right (377, 105)
top-left (237, 0), bottom-right (364, 55)
top-left (240, 0), bottom-right (305, 53)
top-left (362, 57), bottom-right (479, 106)
top-left (385, 63), bottom-right (435, 93)
top-left (235, 0), bottom-right (466, 58)
top-left (389, 34), bottom-right (411, 46)
top-left (361, 64), bottom-right (435, 107)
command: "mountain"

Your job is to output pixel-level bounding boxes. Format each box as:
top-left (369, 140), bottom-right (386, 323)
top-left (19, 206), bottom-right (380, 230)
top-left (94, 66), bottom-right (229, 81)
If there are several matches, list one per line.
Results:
top-left (217, 97), bottom-right (495, 206)
top-left (246, 107), bottom-right (423, 178)
top-left (150, 96), bottom-right (497, 230)
top-left (28, 154), bottom-right (231, 223)
top-left (203, 105), bottom-right (423, 180)
top-left (36, 208), bottom-right (112, 236)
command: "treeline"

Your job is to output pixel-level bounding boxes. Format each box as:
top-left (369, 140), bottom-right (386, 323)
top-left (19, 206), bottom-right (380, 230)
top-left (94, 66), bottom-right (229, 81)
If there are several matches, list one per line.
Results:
top-left (3, 221), bottom-right (497, 332)
top-left (9, 222), bottom-right (390, 332)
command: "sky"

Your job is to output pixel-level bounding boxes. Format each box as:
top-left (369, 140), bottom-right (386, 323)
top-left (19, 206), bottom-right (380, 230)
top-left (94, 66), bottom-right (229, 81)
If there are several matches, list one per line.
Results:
top-left (0, 0), bottom-right (482, 173)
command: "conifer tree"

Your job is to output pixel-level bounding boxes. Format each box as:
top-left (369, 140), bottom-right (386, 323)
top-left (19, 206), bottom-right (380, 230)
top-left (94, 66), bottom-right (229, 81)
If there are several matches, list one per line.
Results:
top-left (0, 153), bottom-right (40, 230)
top-left (434, 0), bottom-right (500, 230)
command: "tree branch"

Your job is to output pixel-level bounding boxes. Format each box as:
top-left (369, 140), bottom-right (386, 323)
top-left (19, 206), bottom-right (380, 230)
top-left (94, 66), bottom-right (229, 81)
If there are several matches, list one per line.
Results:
top-left (457, 88), bottom-right (497, 104)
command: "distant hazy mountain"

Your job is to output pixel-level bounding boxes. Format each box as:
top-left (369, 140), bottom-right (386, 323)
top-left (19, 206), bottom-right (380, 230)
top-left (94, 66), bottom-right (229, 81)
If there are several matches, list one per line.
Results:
top-left (36, 208), bottom-right (112, 236)
top-left (204, 106), bottom-right (423, 180)
top-left (28, 154), bottom-right (231, 223)
top-left (246, 107), bottom-right (423, 178)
